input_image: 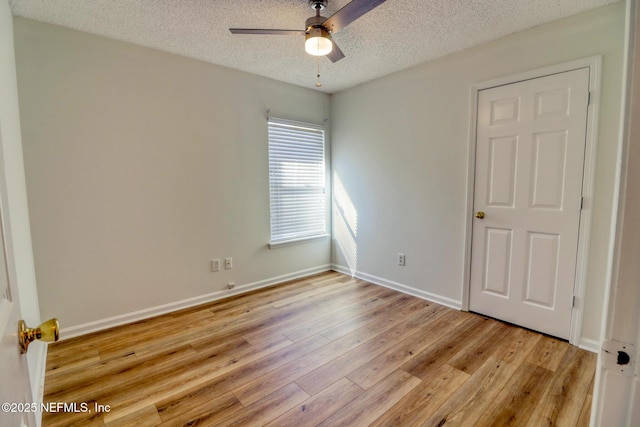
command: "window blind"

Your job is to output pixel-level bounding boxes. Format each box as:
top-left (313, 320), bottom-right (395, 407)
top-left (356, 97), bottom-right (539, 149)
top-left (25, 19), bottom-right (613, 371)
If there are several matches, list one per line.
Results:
top-left (268, 118), bottom-right (326, 245)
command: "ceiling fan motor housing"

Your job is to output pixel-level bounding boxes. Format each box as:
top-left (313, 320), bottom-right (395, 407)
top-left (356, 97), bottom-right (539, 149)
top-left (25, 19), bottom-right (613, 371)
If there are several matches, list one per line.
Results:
top-left (305, 15), bottom-right (327, 31)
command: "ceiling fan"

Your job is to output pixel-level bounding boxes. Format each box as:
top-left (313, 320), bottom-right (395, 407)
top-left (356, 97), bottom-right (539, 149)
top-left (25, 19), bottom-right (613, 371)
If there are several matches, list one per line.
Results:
top-left (229, 0), bottom-right (387, 63)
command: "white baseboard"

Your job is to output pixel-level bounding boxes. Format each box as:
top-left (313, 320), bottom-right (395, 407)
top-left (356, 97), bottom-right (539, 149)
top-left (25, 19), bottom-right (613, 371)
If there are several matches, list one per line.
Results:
top-left (578, 337), bottom-right (600, 353)
top-left (331, 264), bottom-right (462, 310)
top-left (61, 264), bottom-right (332, 340)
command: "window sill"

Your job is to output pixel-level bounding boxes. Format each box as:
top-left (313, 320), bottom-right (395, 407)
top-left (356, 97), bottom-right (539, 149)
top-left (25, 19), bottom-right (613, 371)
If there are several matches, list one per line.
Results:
top-left (268, 234), bottom-right (330, 249)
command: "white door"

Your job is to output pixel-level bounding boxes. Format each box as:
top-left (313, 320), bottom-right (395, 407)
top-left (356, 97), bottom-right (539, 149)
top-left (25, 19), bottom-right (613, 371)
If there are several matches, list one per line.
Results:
top-left (0, 125), bottom-right (34, 427)
top-left (469, 68), bottom-right (590, 340)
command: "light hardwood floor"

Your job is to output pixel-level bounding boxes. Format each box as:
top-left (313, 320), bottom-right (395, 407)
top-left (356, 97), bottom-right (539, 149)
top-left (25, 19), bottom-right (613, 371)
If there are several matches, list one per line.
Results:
top-left (43, 271), bottom-right (596, 426)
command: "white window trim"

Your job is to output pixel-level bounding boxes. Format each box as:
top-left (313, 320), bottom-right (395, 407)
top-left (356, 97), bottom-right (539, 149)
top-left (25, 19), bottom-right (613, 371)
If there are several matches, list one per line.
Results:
top-left (268, 233), bottom-right (330, 249)
top-left (267, 117), bottom-right (327, 247)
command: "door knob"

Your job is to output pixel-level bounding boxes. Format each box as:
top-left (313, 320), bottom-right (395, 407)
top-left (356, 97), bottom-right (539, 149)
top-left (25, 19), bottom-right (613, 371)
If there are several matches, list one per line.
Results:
top-left (475, 211), bottom-right (485, 219)
top-left (18, 318), bottom-right (59, 354)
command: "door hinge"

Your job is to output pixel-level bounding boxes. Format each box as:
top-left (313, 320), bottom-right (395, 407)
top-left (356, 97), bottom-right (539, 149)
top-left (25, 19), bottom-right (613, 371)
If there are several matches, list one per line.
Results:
top-left (572, 295), bottom-right (577, 307)
top-left (580, 197), bottom-right (584, 210)
top-left (587, 91), bottom-right (592, 105)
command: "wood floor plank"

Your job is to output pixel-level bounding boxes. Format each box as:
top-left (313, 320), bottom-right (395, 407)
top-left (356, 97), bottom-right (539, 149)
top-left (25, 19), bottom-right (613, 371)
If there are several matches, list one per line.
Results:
top-left (232, 326), bottom-right (378, 406)
top-left (252, 290), bottom-right (385, 345)
top-left (576, 392), bottom-right (593, 427)
top-left (400, 314), bottom-right (490, 380)
top-left (296, 300), bottom-right (448, 396)
top-left (103, 406), bottom-right (161, 427)
top-left (45, 350), bottom-right (101, 377)
top-left (420, 356), bottom-right (519, 427)
top-left (363, 296), bottom-right (442, 332)
top-left (318, 292), bottom-right (407, 340)
top-left (446, 319), bottom-right (511, 374)
top-left (270, 276), bottom-right (366, 310)
top-left (525, 345), bottom-right (597, 427)
top-left (43, 271), bottom-right (596, 427)
top-left (218, 382), bottom-right (310, 426)
top-left (44, 351), bottom-right (138, 397)
top-left (525, 334), bottom-right (571, 372)
top-left (369, 364), bottom-right (470, 426)
top-left (473, 361), bottom-right (554, 426)
top-left (102, 334), bottom-right (329, 419)
top-left (318, 293), bottom-right (424, 341)
top-left (317, 370), bottom-right (421, 427)
top-left (45, 344), bottom-right (198, 402)
top-left (493, 324), bottom-right (542, 365)
top-left (95, 310), bottom-right (220, 360)
top-left (156, 390), bottom-right (242, 427)
top-left (346, 307), bottom-right (452, 389)
top-left (280, 292), bottom-right (402, 342)
top-left (265, 378), bottom-right (363, 427)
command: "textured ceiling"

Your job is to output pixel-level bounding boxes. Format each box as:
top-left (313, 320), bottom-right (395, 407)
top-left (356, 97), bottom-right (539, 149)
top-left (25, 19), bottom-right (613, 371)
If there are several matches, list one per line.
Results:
top-left (9, 0), bottom-right (619, 93)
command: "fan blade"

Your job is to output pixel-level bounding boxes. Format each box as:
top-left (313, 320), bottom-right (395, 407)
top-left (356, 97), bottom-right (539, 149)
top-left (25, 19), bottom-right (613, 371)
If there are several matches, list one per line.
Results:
top-left (322, 0), bottom-right (386, 34)
top-left (327, 40), bottom-right (345, 62)
top-left (229, 29), bottom-right (305, 36)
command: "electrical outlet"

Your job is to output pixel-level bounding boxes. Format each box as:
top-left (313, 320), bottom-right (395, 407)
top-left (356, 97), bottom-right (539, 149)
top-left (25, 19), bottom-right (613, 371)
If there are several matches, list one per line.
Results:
top-left (398, 253), bottom-right (406, 266)
top-left (211, 259), bottom-right (220, 272)
top-left (225, 257), bottom-right (233, 269)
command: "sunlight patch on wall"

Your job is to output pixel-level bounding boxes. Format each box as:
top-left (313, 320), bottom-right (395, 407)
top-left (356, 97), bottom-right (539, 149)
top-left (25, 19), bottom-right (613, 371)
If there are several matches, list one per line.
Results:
top-left (333, 172), bottom-right (358, 275)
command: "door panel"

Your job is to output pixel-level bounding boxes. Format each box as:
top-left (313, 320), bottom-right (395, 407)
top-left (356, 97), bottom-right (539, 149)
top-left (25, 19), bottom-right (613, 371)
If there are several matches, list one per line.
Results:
top-left (488, 136), bottom-right (518, 207)
top-left (524, 231), bottom-right (559, 308)
top-left (482, 228), bottom-right (512, 297)
top-left (470, 68), bottom-right (590, 339)
top-left (534, 86), bottom-right (570, 119)
top-left (530, 131), bottom-right (567, 209)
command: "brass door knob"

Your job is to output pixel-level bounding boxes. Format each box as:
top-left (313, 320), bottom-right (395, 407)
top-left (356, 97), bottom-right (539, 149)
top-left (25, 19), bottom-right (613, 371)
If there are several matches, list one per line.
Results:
top-left (18, 318), bottom-right (59, 354)
top-left (475, 211), bottom-right (485, 219)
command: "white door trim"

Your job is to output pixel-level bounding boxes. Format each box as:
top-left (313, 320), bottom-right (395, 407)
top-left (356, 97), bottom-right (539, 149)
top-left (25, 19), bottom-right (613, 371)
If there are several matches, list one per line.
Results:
top-left (592, 0), bottom-right (640, 424)
top-left (462, 56), bottom-right (602, 348)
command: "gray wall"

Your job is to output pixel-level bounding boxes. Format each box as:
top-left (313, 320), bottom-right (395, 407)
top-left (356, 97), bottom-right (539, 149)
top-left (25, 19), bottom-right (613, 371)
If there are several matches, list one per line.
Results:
top-left (330, 2), bottom-right (625, 347)
top-left (14, 18), bottom-right (331, 331)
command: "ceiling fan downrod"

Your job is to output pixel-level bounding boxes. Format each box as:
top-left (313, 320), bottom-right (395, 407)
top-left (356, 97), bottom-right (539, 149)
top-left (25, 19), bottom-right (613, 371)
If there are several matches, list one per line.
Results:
top-left (306, 0), bottom-right (328, 30)
top-left (308, 0), bottom-right (328, 12)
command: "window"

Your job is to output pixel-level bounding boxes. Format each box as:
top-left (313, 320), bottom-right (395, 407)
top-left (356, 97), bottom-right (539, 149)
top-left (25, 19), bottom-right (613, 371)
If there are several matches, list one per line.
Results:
top-left (268, 117), bottom-right (327, 246)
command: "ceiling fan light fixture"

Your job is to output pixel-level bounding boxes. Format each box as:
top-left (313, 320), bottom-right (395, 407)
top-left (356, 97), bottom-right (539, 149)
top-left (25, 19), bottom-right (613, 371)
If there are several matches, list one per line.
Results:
top-left (305, 27), bottom-right (333, 56)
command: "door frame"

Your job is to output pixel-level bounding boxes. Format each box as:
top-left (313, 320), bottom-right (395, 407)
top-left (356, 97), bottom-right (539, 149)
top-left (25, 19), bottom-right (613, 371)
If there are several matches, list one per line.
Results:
top-left (461, 56), bottom-right (602, 348)
top-left (592, 0), bottom-right (640, 424)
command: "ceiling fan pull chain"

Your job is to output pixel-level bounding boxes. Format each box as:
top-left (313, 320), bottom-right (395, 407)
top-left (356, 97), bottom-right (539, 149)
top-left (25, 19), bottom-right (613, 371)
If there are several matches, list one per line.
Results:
top-left (316, 58), bottom-right (322, 88)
